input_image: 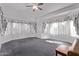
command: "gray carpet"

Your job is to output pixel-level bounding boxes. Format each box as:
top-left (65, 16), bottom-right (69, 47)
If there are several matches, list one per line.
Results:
top-left (0, 37), bottom-right (71, 56)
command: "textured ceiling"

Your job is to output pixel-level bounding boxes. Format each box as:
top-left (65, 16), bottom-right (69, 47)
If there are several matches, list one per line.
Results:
top-left (0, 3), bottom-right (77, 22)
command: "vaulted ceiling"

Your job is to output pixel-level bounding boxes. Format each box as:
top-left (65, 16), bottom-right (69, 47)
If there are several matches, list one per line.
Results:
top-left (0, 3), bottom-right (79, 22)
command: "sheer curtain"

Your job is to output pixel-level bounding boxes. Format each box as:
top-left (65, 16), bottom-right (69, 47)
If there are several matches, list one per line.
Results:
top-left (44, 20), bottom-right (77, 37)
top-left (71, 20), bottom-right (79, 38)
top-left (5, 22), bottom-right (36, 36)
top-left (50, 23), bottom-right (58, 35)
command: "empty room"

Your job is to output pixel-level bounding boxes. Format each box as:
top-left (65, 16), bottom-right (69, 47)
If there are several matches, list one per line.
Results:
top-left (0, 3), bottom-right (79, 56)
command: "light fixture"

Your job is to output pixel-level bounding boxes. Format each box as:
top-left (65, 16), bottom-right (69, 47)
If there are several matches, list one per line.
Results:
top-left (26, 3), bottom-right (44, 11)
top-left (32, 5), bottom-right (38, 11)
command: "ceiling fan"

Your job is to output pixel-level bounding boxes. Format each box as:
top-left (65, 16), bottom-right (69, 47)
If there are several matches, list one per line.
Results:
top-left (26, 3), bottom-right (44, 11)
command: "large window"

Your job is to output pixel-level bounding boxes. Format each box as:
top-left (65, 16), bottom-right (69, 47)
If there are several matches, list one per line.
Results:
top-left (44, 20), bottom-right (78, 37)
top-left (5, 22), bottom-right (36, 35)
top-left (70, 20), bottom-right (79, 37)
top-left (50, 23), bottom-right (58, 35)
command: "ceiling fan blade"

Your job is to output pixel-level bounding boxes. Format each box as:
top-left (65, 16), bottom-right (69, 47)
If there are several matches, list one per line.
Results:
top-left (38, 7), bottom-right (42, 10)
top-left (26, 5), bottom-right (32, 7)
top-left (38, 3), bottom-right (44, 6)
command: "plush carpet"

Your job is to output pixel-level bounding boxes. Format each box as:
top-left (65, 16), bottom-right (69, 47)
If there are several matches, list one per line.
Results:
top-left (0, 37), bottom-right (71, 56)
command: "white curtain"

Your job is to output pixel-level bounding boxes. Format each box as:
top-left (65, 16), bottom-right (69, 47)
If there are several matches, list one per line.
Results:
top-left (5, 22), bottom-right (36, 35)
top-left (70, 20), bottom-right (79, 38)
top-left (50, 23), bottom-right (58, 35)
top-left (44, 20), bottom-right (77, 37)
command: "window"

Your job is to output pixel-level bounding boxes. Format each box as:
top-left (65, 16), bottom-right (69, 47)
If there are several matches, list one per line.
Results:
top-left (70, 20), bottom-right (79, 38)
top-left (12, 23), bottom-right (21, 34)
top-left (44, 20), bottom-right (78, 37)
top-left (5, 22), bottom-right (36, 35)
top-left (50, 23), bottom-right (58, 35)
